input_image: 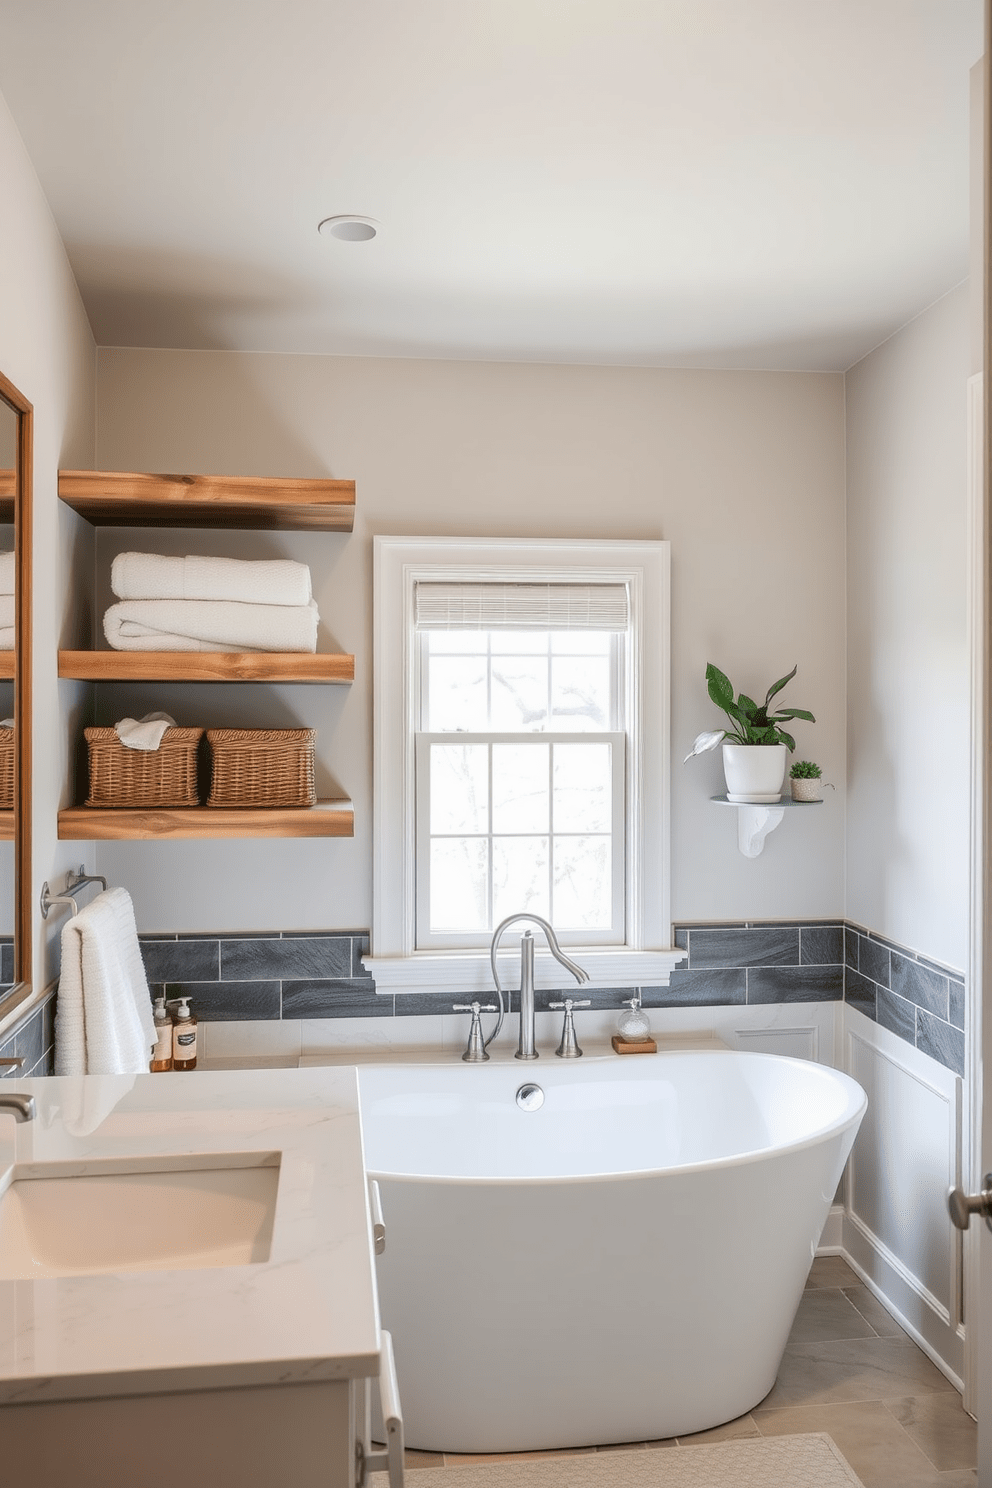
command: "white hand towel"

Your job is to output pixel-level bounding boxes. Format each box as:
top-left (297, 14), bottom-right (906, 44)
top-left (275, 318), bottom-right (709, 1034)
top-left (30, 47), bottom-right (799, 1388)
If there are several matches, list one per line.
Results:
top-left (115, 711), bottom-right (177, 751)
top-left (0, 627), bottom-right (15, 650)
top-left (0, 552), bottom-right (14, 596)
top-left (54, 888), bottom-right (157, 1077)
top-left (0, 595), bottom-right (16, 630)
top-left (103, 597), bottom-right (319, 653)
top-left (111, 552), bottom-right (312, 606)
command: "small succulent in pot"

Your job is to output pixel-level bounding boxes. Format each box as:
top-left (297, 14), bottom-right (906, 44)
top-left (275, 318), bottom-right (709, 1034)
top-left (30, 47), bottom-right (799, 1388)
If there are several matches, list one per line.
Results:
top-left (684, 663), bottom-right (816, 804)
top-left (789, 759), bottom-right (823, 801)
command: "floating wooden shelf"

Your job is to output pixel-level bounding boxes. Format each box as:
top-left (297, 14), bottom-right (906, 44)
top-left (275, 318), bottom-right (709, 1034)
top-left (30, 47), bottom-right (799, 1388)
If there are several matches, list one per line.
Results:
top-left (0, 656), bottom-right (13, 680)
top-left (58, 651), bottom-right (355, 683)
top-left (58, 470), bottom-right (355, 531)
top-left (58, 799), bottom-right (355, 841)
top-left (0, 810), bottom-right (13, 841)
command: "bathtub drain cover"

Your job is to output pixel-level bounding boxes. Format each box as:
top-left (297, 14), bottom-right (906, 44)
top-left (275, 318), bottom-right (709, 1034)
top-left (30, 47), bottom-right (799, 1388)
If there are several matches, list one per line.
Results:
top-left (515, 1083), bottom-right (544, 1111)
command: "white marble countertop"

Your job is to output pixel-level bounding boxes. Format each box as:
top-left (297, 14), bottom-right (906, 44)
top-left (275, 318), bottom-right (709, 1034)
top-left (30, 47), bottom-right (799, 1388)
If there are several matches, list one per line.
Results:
top-left (0, 1068), bottom-right (380, 1405)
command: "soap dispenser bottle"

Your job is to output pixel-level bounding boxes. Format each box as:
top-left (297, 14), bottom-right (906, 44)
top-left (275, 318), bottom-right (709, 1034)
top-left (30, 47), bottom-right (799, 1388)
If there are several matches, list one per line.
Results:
top-left (172, 997), bottom-right (198, 1071)
top-left (150, 994), bottom-right (173, 1072)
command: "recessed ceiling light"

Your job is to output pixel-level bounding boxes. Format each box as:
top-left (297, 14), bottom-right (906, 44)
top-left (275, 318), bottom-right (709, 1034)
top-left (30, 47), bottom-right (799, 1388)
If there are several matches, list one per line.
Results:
top-left (318, 215), bottom-right (379, 242)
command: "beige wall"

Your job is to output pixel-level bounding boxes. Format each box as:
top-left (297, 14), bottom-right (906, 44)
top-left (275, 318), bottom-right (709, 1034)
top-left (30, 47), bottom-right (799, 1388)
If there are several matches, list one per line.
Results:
top-left (93, 348), bottom-right (847, 934)
top-left (0, 91), bottom-right (96, 988)
top-left (845, 283), bottom-right (971, 972)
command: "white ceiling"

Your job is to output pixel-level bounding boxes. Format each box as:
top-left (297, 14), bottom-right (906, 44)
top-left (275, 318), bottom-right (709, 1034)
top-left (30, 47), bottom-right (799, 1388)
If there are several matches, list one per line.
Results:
top-left (0, 1), bottom-right (983, 370)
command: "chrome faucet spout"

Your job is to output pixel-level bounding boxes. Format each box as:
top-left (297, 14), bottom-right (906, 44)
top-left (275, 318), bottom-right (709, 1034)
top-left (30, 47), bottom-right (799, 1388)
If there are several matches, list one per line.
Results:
top-left (0, 1092), bottom-right (35, 1122)
top-left (489, 913), bottom-right (589, 1062)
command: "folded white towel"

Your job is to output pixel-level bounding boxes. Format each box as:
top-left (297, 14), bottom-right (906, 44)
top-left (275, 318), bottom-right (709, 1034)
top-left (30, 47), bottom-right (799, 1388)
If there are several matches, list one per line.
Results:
top-left (54, 888), bottom-right (158, 1077)
top-left (115, 711), bottom-right (177, 751)
top-left (103, 597), bottom-right (319, 653)
top-left (0, 596), bottom-right (15, 630)
top-left (0, 627), bottom-right (14, 650)
top-left (0, 552), bottom-right (14, 596)
top-left (111, 552), bottom-right (312, 607)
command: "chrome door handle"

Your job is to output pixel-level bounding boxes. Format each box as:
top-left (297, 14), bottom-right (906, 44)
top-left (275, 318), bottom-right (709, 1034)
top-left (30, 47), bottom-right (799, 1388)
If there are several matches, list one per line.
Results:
top-left (948, 1174), bottom-right (992, 1231)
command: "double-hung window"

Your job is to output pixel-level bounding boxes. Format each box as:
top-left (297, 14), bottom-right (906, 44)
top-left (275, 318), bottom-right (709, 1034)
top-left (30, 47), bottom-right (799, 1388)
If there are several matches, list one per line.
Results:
top-left (416, 582), bottom-right (627, 948)
top-left (370, 538), bottom-right (679, 995)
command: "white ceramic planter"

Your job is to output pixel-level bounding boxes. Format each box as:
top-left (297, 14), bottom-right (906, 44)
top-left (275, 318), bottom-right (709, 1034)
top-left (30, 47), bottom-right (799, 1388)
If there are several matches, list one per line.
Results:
top-left (722, 743), bottom-right (787, 803)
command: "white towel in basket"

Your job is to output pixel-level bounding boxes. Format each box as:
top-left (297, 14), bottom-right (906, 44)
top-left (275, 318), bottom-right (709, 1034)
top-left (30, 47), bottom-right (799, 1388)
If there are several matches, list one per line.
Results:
top-left (103, 597), bottom-right (319, 653)
top-left (54, 888), bottom-right (157, 1077)
top-left (111, 552), bottom-right (312, 607)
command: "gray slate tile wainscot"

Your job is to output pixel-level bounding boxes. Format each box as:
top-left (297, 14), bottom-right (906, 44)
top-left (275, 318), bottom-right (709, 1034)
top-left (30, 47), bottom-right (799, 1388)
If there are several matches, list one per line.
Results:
top-left (39, 921), bottom-right (967, 1080)
top-left (0, 980), bottom-right (56, 1077)
top-left (843, 924), bottom-right (966, 1077)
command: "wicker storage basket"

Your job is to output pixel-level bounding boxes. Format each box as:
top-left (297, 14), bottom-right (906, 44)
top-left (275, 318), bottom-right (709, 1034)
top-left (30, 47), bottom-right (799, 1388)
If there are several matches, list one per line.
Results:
top-left (84, 727), bottom-right (203, 809)
top-left (0, 725), bottom-right (13, 812)
top-left (206, 728), bottom-right (316, 808)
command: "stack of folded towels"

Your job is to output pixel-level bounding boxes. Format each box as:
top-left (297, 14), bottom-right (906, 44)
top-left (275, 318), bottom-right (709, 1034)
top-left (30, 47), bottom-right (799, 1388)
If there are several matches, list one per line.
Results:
top-left (104, 552), bottom-right (318, 652)
top-left (0, 552), bottom-right (14, 649)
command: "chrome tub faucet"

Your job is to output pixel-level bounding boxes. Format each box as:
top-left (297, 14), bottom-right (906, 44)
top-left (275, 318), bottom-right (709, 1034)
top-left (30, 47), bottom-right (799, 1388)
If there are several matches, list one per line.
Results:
top-left (490, 913), bottom-right (590, 1061)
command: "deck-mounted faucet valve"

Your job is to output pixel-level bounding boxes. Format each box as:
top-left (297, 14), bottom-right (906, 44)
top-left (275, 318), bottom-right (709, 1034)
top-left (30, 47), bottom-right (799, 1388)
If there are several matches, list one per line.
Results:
top-left (549, 998), bottom-right (591, 1058)
top-left (453, 1002), bottom-right (498, 1062)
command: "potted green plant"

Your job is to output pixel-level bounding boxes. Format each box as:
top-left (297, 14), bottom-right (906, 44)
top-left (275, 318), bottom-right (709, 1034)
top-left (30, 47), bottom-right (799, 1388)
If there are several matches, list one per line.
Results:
top-left (684, 663), bottom-right (815, 803)
top-left (789, 760), bottom-right (823, 802)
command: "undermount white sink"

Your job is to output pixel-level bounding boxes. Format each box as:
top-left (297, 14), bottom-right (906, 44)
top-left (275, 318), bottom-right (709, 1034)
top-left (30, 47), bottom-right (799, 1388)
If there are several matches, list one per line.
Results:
top-left (0, 1153), bottom-right (281, 1278)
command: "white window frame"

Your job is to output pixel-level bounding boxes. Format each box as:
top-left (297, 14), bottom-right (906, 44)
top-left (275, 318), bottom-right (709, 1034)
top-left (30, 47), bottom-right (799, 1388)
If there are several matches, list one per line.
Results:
top-left (368, 536), bottom-right (681, 995)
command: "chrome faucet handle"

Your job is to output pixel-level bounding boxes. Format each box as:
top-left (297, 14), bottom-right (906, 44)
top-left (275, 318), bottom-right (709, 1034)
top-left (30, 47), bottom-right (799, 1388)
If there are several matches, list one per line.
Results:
top-left (453, 1002), bottom-right (497, 1063)
top-left (549, 998), bottom-right (591, 1059)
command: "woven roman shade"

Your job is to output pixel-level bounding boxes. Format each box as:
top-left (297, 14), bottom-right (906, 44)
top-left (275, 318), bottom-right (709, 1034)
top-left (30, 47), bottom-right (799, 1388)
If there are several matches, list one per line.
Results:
top-left (414, 582), bottom-right (629, 631)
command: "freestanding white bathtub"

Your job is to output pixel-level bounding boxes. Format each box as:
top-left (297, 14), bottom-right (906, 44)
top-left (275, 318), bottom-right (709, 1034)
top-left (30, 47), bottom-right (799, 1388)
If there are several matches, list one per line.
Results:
top-left (360, 1050), bottom-right (867, 1453)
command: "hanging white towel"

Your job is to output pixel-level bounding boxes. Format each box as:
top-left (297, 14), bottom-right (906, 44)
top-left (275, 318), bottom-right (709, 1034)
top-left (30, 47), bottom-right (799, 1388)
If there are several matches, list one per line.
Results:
top-left (0, 552), bottom-right (14, 596)
top-left (103, 597), bottom-right (319, 653)
top-left (114, 711), bottom-right (177, 751)
top-left (0, 597), bottom-right (13, 630)
top-left (111, 552), bottom-right (312, 607)
top-left (54, 888), bottom-right (157, 1077)
top-left (0, 627), bottom-right (15, 651)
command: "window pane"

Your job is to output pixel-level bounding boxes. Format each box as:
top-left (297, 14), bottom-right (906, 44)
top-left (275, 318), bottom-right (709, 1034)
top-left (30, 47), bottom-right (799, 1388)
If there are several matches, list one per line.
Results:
top-left (492, 658), bottom-right (549, 731)
top-left (429, 656), bottom-right (488, 731)
top-left (428, 632), bottom-right (487, 655)
top-left (553, 836), bottom-right (611, 928)
top-left (553, 743), bottom-right (612, 833)
top-left (552, 631), bottom-right (611, 655)
top-left (430, 744), bottom-right (489, 834)
top-left (490, 630), bottom-right (549, 655)
top-left (551, 657), bottom-right (610, 730)
top-left (493, 743), bottom-right (549, 833)
top-left (430, 839), bottom-right (489, 932)
top-left (493, 837), bottom-right (549, 923)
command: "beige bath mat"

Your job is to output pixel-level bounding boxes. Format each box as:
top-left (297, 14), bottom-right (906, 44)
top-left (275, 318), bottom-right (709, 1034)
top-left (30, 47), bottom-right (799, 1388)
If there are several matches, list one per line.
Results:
top-left (392, 1434), bottom-right (865, 1488)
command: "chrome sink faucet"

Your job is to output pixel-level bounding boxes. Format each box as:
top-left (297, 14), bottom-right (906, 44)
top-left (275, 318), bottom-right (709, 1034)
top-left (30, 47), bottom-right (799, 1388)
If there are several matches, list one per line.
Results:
top-left (0, 1092), bottom-right (35, 1121)
top-left (490, 913), bottom-right (590, 1061)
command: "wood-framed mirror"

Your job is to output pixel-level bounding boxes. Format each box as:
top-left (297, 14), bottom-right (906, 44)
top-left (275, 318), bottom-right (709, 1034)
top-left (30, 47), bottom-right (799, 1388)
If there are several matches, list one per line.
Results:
top-left (0, 369), bottom-right (32, 1015)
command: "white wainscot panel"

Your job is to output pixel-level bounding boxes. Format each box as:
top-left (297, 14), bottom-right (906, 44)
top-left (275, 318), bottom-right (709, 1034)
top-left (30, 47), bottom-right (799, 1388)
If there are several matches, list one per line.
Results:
top-left (843, 1007), bottom-right (962, 1386)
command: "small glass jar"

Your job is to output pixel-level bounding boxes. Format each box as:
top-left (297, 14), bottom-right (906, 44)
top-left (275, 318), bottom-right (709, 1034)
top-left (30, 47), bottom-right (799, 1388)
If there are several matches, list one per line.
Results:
top-left (616, 996), bottom-right (651, 1042)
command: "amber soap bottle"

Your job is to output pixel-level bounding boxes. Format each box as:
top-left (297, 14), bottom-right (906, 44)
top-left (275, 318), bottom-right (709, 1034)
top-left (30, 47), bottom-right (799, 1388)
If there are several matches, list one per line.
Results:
top-left (150, 994), bottom-right (173, 1072)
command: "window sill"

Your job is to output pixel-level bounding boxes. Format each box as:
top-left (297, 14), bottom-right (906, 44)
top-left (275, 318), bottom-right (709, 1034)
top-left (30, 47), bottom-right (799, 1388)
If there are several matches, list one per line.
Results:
top-left (363, 948), bottom-right (686, 997)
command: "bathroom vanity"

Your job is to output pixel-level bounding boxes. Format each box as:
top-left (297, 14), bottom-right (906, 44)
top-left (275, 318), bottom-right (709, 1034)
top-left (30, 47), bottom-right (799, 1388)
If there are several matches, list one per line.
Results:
top-left (0, 1068), bottom-right (382, 1488)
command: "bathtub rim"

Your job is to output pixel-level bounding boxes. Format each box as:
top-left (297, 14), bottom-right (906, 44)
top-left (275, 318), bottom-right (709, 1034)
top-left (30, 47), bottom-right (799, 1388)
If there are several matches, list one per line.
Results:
top-left (359, 1048), bottom-right (867, 1187)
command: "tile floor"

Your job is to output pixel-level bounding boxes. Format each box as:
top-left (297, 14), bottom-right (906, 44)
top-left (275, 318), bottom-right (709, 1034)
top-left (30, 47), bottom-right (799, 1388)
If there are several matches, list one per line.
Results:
top-left (399, 1257), bottom-right (977, 1488)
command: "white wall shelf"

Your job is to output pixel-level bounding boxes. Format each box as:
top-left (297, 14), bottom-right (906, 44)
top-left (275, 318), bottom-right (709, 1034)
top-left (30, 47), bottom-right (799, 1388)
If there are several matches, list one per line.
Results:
top-left (710, 794), bottom-right (823, 858)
